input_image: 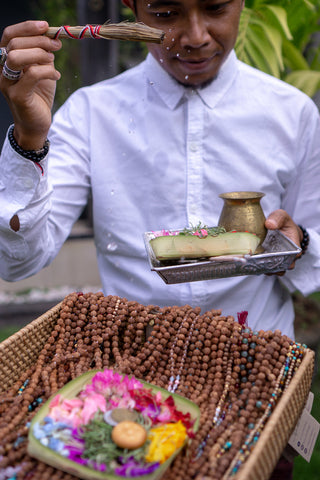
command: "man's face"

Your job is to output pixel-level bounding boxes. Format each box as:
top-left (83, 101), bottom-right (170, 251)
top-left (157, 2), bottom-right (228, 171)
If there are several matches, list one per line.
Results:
top-left (124, 0), bottom-right (244, 86)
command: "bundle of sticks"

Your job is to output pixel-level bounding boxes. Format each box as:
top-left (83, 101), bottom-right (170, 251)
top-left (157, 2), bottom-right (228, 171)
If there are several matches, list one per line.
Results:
top-left (45, 22), bottom-right (165, 44)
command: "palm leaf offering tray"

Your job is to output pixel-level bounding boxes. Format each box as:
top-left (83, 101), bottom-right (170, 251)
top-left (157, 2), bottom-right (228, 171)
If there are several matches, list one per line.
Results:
top-left (0, 293), bottom-right (315, 480)
top-left (28, 369), bottom-right (200, 480)
top-left (144, 228), bottom-right (301, 284)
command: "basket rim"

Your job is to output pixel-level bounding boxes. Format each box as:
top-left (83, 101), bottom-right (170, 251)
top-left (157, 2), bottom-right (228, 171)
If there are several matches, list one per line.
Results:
top-left (0, 302), bottom-right (315, 480)
top-left (0, 301), bottom-right (62, 351)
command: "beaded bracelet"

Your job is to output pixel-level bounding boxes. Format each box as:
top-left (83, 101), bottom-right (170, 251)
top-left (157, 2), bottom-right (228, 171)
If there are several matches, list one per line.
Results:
top-left (8, 125), bottom-right (50, 162)
top-left (298, 225), bottom-right (309, 255)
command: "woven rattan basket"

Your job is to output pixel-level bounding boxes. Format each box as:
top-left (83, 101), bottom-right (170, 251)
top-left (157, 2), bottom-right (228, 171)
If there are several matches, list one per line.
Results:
top-left (0, 303), bottom-right (315, 480)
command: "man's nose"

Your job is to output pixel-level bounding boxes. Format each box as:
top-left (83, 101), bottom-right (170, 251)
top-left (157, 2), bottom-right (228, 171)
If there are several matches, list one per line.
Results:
top-left (180, 13), bottom-right (211, 48)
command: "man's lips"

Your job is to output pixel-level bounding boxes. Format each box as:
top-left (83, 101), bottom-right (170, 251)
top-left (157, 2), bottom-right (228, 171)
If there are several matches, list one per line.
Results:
top-left (179, 57), bottom-right (210, 63)
top-left (175, 54), bottom-right (219, 71)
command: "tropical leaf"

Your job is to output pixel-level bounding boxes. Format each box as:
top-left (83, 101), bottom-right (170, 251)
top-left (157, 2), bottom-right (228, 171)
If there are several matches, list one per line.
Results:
top-left (245, 24), bottom-right (282, 76)
top-left (261, 4), bottom-right (293, 40)
top-left (282, 40), bottom-right (310, 71)
top-left (284, 70), bottom-right (320, 97)
top-left (235, 7), bottom-right (287, 77)
top-left (236, 1), bottom-right (320, 98)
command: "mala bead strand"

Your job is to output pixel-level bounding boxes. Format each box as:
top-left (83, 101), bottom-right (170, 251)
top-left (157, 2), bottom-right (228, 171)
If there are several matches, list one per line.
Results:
top-left (111, 298), bottom-right (131, 370)
top-left (75, 295), bottom-right (92, 374)
top-left (223, 343), bottom-right (305, 479)
top-left (86, 293), bottom-right (103, 368)
top-left (114, 299), bottom-right (132, 372)
top-left (104, 296), bottom-right (121, 366)
top-left (133, 307), bottom-right (167, 379)
top-left (167, 307), bottom-right (200, 393)
top-left (121, 301), bottom-right (143, 367)
top-left (144, 306), bottom-right (181, 384)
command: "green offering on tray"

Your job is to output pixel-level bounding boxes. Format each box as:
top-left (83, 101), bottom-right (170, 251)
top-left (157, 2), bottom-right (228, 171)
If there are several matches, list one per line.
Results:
top-left (28, 369), bottom-right (200, 480)
top-left (149, 226), bottom-right (260, 261)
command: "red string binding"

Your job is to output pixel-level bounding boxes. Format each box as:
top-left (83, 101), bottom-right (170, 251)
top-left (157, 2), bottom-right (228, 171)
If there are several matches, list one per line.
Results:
top-left (53, 25), bottom-right (102, 40)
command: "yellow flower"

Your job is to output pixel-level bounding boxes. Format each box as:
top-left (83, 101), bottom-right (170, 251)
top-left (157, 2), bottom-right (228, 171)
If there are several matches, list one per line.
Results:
top-left (145, 421), bottom-right (187, 464)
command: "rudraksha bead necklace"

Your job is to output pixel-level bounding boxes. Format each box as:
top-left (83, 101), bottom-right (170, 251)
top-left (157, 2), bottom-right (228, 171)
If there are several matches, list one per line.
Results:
top-left (0, 292), bottom-right (307, 480)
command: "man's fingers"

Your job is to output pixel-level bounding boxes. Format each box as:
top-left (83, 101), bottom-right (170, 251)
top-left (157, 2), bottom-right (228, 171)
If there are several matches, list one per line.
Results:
top-left (1, 20), bottom-right (49, 45)
top-left (7, 36), bottom-right (61, 54)
top-left (265, 209), bottom-right (290, 230)
top-left (5, 48), bottom-right (55, 71)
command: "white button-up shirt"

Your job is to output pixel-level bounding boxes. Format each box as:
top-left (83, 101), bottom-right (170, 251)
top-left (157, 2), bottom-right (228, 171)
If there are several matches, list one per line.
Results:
top-left (1, 51), bottom-right (320, 338)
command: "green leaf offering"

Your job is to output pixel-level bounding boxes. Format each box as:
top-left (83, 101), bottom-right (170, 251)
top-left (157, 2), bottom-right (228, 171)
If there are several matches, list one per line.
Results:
top-left (150, 227), bottom-right (260, 261)
top-left (28, 369), bottom-right (200, 480)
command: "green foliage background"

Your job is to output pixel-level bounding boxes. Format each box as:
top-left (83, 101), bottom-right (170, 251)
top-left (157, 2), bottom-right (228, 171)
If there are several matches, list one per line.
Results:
top-left (236, 0), bottom-right (320, 97)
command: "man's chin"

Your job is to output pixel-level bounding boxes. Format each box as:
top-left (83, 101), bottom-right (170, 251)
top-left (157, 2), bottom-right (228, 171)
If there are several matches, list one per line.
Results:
top-left (174, 72), bottom-right (218, 89)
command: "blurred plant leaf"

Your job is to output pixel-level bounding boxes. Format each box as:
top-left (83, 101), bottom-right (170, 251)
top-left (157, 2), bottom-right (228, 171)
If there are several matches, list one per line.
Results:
top-left (236, 1), bottom-right (320, 98)
top-left (284, 70), bottom-right (320, 97)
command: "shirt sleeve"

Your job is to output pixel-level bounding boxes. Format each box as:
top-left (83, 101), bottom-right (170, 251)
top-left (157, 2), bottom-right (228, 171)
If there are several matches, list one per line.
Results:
top-left (280, 99), bottom-right (320, 296)
top-left (0, 90), bottom-right (91, 282)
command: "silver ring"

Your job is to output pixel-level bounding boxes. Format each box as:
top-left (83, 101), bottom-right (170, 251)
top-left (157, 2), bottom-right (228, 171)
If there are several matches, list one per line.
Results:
top-left (2, 61), bottom-right (22, 81)
top-left (0, 47), bottom-right (7, 66)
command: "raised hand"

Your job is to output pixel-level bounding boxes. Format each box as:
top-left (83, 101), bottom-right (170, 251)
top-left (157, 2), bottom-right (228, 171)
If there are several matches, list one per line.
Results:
top-left (0, 20), bottom-right (62, 149)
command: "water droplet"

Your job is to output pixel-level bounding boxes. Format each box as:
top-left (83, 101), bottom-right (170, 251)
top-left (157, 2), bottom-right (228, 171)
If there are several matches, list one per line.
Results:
top-left (176, 53), bottom-right (180, 57)
top-left (110, 189), bottom-right (115, 196)
top-left (149, 80), bottom-right (154, 85)
top-left (107, 242), bottom-right (118, 252)
top-left (185, 75), bottom-right (189, 80)
top-left (160, 58), bottom-right (164, 63)
top-left (172, 38), bottom-right (175, 42)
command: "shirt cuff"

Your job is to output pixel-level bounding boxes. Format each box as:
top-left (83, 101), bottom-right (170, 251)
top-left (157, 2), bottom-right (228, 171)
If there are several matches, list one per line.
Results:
top-left (0, 125), bottom-right (48, 224)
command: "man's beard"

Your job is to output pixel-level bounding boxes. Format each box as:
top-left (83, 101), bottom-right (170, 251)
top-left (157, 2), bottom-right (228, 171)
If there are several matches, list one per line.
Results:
top-left (177, 74), bottom-right (219, 89)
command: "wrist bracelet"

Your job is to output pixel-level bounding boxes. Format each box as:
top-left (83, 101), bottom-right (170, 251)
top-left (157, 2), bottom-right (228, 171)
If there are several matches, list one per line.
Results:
top-left (298, 225), bottom-right (309, 255)
top-left (8, 125), bottom-right (50, 162)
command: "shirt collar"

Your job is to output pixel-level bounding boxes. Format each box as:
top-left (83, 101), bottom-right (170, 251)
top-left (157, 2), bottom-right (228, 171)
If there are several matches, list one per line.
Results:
top-left (144, 50), bottom-right (239, 110)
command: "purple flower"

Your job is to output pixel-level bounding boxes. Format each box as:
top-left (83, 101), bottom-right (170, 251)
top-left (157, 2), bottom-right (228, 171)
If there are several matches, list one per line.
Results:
top-left (114, 457), bottom-right (160, 477)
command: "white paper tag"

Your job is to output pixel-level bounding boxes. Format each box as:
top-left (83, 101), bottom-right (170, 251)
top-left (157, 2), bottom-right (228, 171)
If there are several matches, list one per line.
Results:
top-left (288, 398), bottom-right (320, 462)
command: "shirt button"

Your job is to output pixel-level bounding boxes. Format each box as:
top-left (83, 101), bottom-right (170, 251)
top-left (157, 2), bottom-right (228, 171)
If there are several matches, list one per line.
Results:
top-left (189, 143), bottom-right (198, 152)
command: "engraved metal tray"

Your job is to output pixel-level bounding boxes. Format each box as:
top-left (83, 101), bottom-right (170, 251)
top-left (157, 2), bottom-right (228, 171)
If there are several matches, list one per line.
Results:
top-left (143, 229), bottom-right (301, 284)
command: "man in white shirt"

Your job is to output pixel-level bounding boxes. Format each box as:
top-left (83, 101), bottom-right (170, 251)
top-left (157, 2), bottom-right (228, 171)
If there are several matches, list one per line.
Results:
top-left (0, 0), bottom-right (319, 342)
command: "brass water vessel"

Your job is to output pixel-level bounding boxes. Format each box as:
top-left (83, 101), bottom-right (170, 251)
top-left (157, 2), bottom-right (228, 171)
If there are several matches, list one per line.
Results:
top-left (218, 191), bottom-right (267, 253)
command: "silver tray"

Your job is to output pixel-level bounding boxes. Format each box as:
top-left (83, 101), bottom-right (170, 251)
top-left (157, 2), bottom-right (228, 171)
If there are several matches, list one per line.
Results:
top-left (143, 229), bottom-right (301, 284)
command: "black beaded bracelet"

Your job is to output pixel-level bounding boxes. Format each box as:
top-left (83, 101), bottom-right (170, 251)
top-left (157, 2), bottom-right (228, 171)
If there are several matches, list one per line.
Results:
top-left (8, 125), bottom-right (49, 162)
top-left (298, 225), bottom-right (309, 255)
